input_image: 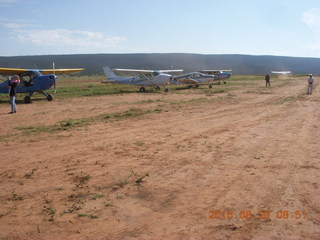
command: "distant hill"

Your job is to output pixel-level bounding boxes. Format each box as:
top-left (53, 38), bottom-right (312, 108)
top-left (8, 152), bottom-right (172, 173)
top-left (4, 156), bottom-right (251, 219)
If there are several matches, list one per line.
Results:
top-left (0, 53), bottom-right (319, 75)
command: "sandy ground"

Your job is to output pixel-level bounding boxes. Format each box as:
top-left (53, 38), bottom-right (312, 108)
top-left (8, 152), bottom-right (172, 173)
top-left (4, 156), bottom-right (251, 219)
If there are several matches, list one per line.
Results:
top-left (0, 76), bottom-right (319, 240)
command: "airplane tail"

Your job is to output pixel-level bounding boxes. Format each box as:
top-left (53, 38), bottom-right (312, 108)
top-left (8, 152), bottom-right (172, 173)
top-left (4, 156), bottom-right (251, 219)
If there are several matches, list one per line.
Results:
top-left (103, 67), bottom-right (120, 81)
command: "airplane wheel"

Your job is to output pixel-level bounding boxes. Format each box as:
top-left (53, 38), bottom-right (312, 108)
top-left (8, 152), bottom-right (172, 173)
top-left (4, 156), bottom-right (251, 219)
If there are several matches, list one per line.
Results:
top-left (224, 81), bottom-right (227, 84)
top-left (164, 88), bottom-right (169, 92)
top-left (209, 84), bottom-right (212, 88)
top-left (24, 96), bottom-right (31, 104)
top-left (47, 94), bottom-right (53, 101)
top-left (139, 87), bottom-right (146, 92)
top-left (195, 84), bottom-right (199, 88)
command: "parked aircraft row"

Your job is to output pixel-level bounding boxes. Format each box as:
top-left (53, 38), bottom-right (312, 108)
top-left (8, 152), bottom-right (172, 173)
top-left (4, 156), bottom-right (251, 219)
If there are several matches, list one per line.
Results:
top-left (103, 67), bottom-right (232, 92)
top-left (0, 66), bottom-right (232, 103)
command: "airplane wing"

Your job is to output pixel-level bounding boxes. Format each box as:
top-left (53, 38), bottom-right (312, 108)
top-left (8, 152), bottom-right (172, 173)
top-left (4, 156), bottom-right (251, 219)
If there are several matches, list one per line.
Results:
top-left (0, 68), bottom-right (84, 76)
top-left (113, 69), bottom-right (154, 74)
top-left (0, 68), bottom-right (31, 75)
top-left (200, 69), bottom-right (232, 74)
top-left (158, 70), bottom-right (184, 73)
top-left (114, 69), bottom-right (183, 74)
top-left (40, 69), bottom-right (85, 74)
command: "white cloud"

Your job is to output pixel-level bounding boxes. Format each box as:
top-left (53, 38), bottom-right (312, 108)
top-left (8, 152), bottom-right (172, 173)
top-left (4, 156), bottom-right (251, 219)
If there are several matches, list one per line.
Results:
top-left (14, 28), bottom-right (126, 48)
top-left (302, 8), bottom-right (320, 51)
top-left (0, 22), bottom-right (32, 29)
top-left (0, 17), bottom-right (36, 29)
top-left (1, 16), bottom-right (127, 54)
top-left (302, 8), bottom-right (320, 31)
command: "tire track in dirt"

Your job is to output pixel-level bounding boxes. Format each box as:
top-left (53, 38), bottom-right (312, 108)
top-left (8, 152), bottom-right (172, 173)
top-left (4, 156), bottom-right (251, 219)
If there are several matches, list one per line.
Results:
top-left (226, 88), bottom-right (320, 239)
top-left (95, 79), bottom-right (314, 239)
top-left (104, 80), bottom-right (310, 239)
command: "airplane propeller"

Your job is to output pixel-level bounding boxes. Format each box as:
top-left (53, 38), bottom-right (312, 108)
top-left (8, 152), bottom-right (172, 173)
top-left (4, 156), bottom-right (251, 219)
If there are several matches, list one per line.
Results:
top-left (53, 76), bottom-right (57, 93)
top-left (53, 62), bottom-right (57, 93)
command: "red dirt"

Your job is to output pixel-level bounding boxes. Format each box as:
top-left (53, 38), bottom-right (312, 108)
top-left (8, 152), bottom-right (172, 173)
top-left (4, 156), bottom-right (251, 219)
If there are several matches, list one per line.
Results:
top-left (0, 76), bottom-right (319, 240)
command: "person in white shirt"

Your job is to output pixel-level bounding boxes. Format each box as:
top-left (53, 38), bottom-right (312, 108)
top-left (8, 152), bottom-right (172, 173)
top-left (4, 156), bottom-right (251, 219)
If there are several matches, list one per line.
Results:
top-left (307, 74), bottom-right (314, 95)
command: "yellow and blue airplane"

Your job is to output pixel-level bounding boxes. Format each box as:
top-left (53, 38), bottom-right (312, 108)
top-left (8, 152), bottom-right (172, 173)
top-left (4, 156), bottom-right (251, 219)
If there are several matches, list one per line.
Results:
top-left (0, 67), bottom-right (84, 103)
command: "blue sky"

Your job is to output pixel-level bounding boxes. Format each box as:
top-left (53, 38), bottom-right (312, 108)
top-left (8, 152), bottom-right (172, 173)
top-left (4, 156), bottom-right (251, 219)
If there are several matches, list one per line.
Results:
top-left (0, 0), bottom-right (320, 57)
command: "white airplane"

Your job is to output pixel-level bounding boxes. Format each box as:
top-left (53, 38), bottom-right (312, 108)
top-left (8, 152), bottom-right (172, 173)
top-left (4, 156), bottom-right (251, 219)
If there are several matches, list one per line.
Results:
top-left (172, 69), bottom-right (232, 88)
top-left (199, 70), bottom-right (232, 84)
top-left (102, 67), bottom-right (183, 92)
top-left (172, 72), bottom-right (216, 88)
top-left (271, 71), bottom-right (292, 75)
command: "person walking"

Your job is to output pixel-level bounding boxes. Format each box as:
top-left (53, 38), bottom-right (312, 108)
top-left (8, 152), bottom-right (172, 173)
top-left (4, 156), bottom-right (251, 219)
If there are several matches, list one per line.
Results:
top-left (8, 75), bottom-right (20, 114)
top-left (307, 74), bottom-right (314, 95)
top-left (265, 74), bottom-right (270, 87)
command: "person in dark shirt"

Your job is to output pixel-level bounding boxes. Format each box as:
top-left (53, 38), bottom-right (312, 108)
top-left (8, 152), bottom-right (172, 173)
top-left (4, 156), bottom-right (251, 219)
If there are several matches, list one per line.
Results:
top-left (8, 75), bottom-right (20, 114)
top-left (265, 74), bottom-right (270, 87)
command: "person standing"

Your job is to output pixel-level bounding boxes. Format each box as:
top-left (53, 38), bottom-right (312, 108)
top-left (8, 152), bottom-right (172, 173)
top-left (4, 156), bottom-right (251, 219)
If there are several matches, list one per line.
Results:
top-left (265, 74), bottom-right (271, 87)
top-left (8, 75), bottom-right (20, 114)
top-left (307, 74), bottom-right (314, 95)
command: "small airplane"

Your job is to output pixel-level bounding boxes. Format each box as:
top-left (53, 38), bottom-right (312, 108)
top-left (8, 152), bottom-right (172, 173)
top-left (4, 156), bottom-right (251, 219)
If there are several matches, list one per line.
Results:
top-left (271, 71), bottom-right (292, 75)
top-left (199, 70), bottom-right (232, 84)
top-left (0, 66), bottom-right (84, 103)
top-left (102, 67), bottom-right (183, 92)
top-left (171, 72), bottom-right (216, 88)
top-left (172, 69), bottom-right (232, 88)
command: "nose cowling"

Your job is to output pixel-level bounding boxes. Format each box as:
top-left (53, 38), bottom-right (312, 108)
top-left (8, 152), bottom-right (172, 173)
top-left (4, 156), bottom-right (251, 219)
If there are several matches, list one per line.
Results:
top-left (48, 74), bottom-right (57, 92)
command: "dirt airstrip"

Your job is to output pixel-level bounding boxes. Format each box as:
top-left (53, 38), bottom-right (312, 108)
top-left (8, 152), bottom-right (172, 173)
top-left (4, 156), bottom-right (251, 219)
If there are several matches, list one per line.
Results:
top-left (0, 76), bottom-right (319, 240)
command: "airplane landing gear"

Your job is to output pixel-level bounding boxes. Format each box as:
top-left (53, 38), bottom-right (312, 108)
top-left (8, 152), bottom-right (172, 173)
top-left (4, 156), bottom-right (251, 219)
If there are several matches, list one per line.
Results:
top-left (47, 94), bottom-right (53, 101)
top-left (24, 92), bottom-right (53, 103)
top-left (39, 90), bottom-right (54, 101)
top-left (139, 87), bottom-right (146, 92)
top-left (164, 88), bottom-right (169, 92)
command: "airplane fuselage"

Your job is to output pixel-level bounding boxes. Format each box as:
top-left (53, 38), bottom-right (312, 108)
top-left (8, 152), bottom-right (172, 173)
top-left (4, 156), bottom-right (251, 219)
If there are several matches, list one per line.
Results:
top-left (0, 74), bottom-right (56, 95)
top-left (107, 74), bottom-right (172, 86)
top-left (214, 72), bottom-right (232, 80)
top-left (173, 72), bottom-right (215, 84)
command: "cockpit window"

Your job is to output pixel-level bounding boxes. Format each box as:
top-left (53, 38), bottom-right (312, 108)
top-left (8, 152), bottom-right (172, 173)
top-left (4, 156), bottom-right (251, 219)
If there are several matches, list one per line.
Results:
top-left (21, 74), bottom-right (35, 87)
top-left (191, 73), bottom-right (200, 78)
